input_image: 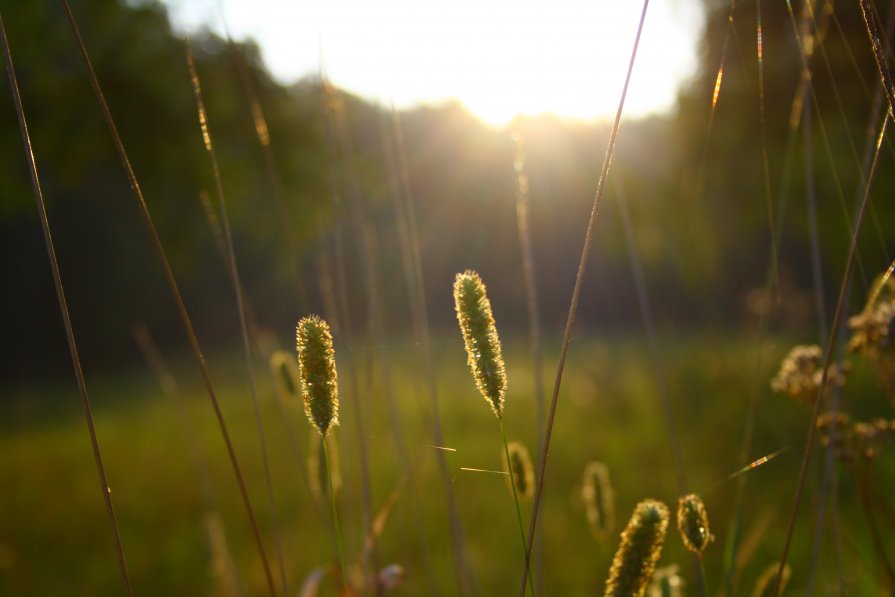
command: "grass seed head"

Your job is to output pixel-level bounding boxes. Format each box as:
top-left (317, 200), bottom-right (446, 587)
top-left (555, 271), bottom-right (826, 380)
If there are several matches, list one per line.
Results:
top-left (582, 461), bottom-right (615, 539)
top-left (604, 499), bottom-right (670, 597)
top-left (269, 350), bottom-right (300, 404)
top-left (296, 315), bottom-right (339, 436)
top-left (503, 441), bottom-right (535, 500)
top-left (849, 298), bottom-right (895, 355)
top-left (770, 344), bottom-right (845, 404)
top-left (453, 270), bottom-right (507, 417)
top-left (676, 494), bottom-right (713, 555)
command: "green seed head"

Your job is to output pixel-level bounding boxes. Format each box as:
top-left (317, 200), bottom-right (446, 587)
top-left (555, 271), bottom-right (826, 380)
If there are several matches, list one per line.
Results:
top-left (269, 350), bottom-right (300, 404)
top-left (677, 494), bottom-right (713, 555)
top-left (582, 461), bottom-right (615, 539)
top-left (504, 441), bottom-right (535, 500)
top-left (296, 315), bottom-right (339, 436)
top-left (453, 270), bottom-right (507, 417)
top-left (605, 499), bottom-right (670, 597)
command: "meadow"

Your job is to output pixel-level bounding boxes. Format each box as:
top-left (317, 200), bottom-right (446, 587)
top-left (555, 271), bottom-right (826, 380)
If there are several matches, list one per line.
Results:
top-left (2, 0), bottom-right (895, 595)
top-left (2, 330), bottom-right (893, 594)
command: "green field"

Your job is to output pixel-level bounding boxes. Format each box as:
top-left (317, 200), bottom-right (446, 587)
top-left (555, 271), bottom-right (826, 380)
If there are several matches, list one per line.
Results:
top-left (2, 332), bottom-right (892, 595)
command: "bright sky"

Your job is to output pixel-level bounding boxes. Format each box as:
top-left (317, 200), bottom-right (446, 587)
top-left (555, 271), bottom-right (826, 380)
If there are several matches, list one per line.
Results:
top-left (163, 0), bottom-right (704, 126)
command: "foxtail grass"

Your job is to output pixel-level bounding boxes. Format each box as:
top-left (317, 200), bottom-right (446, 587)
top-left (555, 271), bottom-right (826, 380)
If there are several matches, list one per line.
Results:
top-left (520, 3), bottom-right (652, 594)
top-left (503, 441), bottom-right (535, 501)
top-left (677, 494), bottom-right (712, 596)
top-left (677, 494), bottom-right (713, 556)
top-left (297, 316), bottom-right (340, 437)
top-left (1, 16), bottom-right (132, 594)
top-left (581, 462), bottom-right (615, 540)
top-left (454, 270), bottom-right (507, 416)
top-left (296, 315), bottom-right (348, 588)
top-left (604, 499), bottom-right (670, 597)
top-left (454, 270), bottom-right (534, 597)
top-left (59, 3), bottom-right (277, 592)
top-left (270, 351), bottom-right (301, 405)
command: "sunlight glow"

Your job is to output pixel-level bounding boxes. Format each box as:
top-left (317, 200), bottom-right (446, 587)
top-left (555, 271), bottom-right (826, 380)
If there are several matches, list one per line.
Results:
top-left (164, 0), bottom-right (703, 126)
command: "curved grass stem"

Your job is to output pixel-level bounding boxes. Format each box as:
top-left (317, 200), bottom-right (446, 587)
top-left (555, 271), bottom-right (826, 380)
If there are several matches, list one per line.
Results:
top-left (518, 2), bottom-right (651, 594)
top-left (500, 418), bottom-right (536, 597)
top-left (0, 15), bottom-right (132, 595)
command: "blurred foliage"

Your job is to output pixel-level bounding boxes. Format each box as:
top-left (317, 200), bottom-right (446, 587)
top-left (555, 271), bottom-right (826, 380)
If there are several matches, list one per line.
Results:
top-left (2, 0), bottom-right (894, 382)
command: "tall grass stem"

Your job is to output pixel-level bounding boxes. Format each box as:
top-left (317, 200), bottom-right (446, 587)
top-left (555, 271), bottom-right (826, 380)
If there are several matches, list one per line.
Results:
top-left (319, 79), bottom-right (377, 586)
top-left (500, 418), bottom-right (536, 597)
top-left (511, 131), bottom-right (546, 594)
top-left (518, 2), bottom-right (650, 594)
top-left (185, 39), bottom-right (289, 595)
top-left (324, 439), bottom-right (350, 590)
top-left (772, 113), bottom-right (888, 597)
top-left (391, 106), bottom-right (474, 594)
top-left (59, 3), bottom-right (277, 592)
top-left (0, 15), bottom-right (132, 595)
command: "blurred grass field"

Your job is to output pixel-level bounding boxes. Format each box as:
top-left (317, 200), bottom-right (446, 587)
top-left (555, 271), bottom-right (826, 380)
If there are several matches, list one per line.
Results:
top-left (2, 331), bottom-right (892, 595)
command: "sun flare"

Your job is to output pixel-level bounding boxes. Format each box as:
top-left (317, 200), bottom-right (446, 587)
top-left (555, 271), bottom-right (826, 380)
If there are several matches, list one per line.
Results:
top-left (165, 0), bottom-right (702, 126)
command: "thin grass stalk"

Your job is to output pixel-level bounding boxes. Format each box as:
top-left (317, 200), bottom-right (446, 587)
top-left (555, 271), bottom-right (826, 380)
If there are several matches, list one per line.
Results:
top-left (693, 0), bottom-right (738, 203)
top-left (324, 439), bottom-right (350, 589)
top-left (811, 12), bottom-right (895, 588)
top-left (132, 322), bottom-right (220, 513)
top-left (0, 16), bottom-right (132, 595)
top-left (800, 25), bottom-right (835, 592)
top-left (519, 3), bottom-right (650, 594)
top-left (772, 113), bottom-right (889, 597)
top-left (699, 559), bottom-right (709, 597)
top-left (756, 0), bottom-right (782, 300)
top-left (199, 195), bottom-right (313, 498)
top-left (613, 180), bottom-right (686, 493)
top-left (185, 40), bottom-right (289, 595)
top-left (802, 0), bottom-right (891, 261)
top-left (362, 223), bottom-right (418, 597)
top-left (377, 111), bottom-right (439, 593)
top-left (511, 131), bottom-right (546, 594)
top-left (724, 5), bottom-right (833, 590)
top-left (500, 419), bottom-right (536, 597)
top-left (391, 106), bottom-right (474, 594)
top-left (784, 2), bottom-right (871, 290)
top-left (858, 462), bottom-right (895, 588)
top-left (58, 3), bottom-right (277, 592)
top-left (614, 180), bottom-right (704, 593)
top-left (364, 224), bottom-right (407, 463)
top-left (859, 0), bottom-right (895, 119)
top-left (225, 38), bottom-right (308, 309)
top-left (319, 78), bottom-right (377, 588)
top-left (378, 109), bottom-right (417, 319)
